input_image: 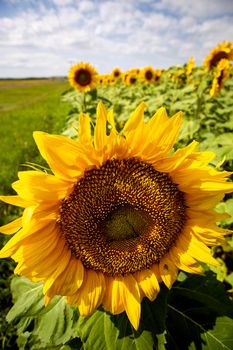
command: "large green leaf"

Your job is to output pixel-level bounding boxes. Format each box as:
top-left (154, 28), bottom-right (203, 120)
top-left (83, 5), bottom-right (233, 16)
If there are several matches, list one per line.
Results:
top-left (7, 276), bottom-right (80, 349)
top-left (189, 317), bottom-right (233, 350)
top-left (7, 271), bottom-right (233, 350)
top-left (165, 273), bottom-right (233, 349)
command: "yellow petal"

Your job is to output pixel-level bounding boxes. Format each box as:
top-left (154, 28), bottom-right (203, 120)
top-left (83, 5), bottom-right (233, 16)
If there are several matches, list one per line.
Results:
top-left (107, 109), bottom-right (117, 134)
top-left (102, 276), bottom-right (124, 315)
top-left (123, 102), bottom-right (146, 134)
top-left (159, 254), bottom-right (178, 289)
top-left (43, 248), bottom-right (71, 293)
top-left (151, 263), bottom-right (162, 283)
top-left (0, 219), bottom-right (56, 258)
top-left (147, 107), bottom-right (168, 131)
top-left (169, 247), bottom-right (204, 274)
top-left (94, 101), bottom-right (108, 151)
top-left (186, 192), bottom-right (224, 211)
top-left (157, 111), bottom-right (182, 153)
top-left (12, 224), bottom-right (59, 261)
top-left (199, 181), bottom-right (233, 193)
top-left (79, 112), bottom-right (93, 145)
top-left (16, 234), bottom-right (66, 278)
top-left (46, 258), bottom-right (84, 297)
top-left (154, 141), bottom-right (199, 172)
top-left (0, 217), bottom-right (22, 235)
top-left (141, 111), bottom-right (182, 159)
top-left (121, 274), bottom-right (141, 330)
top-left (134, 268), bottom-right (160, 301)
top-left (33, 131), bottom-right (84, 181)
top-left (123, 103), bottom-right (147, 155)
top-left (68, 270), bottom-right (106, 316)
top-left (177, 232), bottom-right (220, 267)
top-left (12, 171), bottom-right (71, 202)
top-left (0, 195), bottom-right (34, 208)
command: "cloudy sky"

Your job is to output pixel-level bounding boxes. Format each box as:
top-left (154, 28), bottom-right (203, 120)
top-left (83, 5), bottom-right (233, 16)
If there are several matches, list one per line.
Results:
top-left (0, 0), bottom-right (233, 78)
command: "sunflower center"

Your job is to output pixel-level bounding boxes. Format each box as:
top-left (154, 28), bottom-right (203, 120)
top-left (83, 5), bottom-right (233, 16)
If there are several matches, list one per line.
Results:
top-left (59, 158), bottom-right (187, 276)
top-left (145, 70), bottom-right (153, 80)
top-left (75, 69), bottom-right (92, 86)
top-left (101, 205), bottom-right (152, 241)
top-left (130, 77), bottom-right (137, 84)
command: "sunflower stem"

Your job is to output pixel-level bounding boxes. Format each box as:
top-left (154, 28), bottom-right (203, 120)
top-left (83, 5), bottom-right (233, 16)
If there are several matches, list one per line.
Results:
top-left (82, 92), bottom-right (87, 113)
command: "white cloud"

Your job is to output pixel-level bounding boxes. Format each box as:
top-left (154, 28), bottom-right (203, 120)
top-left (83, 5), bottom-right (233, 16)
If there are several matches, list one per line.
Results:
top-left (154, 0), bottom-right (233, 17)
top-left (1, 0), bottom-right (233, 77)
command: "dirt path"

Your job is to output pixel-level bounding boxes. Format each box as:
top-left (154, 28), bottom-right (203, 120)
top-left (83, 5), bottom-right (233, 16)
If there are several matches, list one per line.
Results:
top-left (0, 80), bottom-right (58, 89)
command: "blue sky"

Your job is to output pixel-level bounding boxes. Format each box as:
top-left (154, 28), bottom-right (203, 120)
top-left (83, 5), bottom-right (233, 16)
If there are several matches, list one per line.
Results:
top-left (0, 0), bottom-right (233, 78)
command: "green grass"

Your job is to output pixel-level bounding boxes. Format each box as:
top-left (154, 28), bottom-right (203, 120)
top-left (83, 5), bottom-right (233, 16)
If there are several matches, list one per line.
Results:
top-left (0, 81), bottom-right (71, 350)
top-left (0, 81), bottom-right (70, 197)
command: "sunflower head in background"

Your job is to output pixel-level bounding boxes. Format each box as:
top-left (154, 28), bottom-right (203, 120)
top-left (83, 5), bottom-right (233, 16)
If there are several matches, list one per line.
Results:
top-left (210, 58), bottom-right (231, 97)
top-left (141, 66), bottom-right (155, 82)
top-left (125, 72), bottom-right (138, 85)
top-left (0, 103), bottom-right (232, 330)
top-left (68, 62), bottom-right (98, 92)
top-left (111, 67), bottom-right (122, 80)
top-left (186, 57), bottom-right (195, 77)
top-left (204, 41), bottom-right (233, 70)
top-left (154, 69), bottom-right (163, 82)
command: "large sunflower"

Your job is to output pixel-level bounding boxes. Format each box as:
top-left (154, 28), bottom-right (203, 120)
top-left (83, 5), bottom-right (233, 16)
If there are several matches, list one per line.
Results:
top-left (204, 41), bottom-right (233, 70)
top-left (68, 62), bottom-right (98, 92)
top-left (0, 103), bottom-right (232, 330)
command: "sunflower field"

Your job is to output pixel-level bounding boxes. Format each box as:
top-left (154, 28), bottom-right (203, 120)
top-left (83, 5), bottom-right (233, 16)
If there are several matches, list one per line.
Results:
top-left (0, 41), bottom-right (233, 350)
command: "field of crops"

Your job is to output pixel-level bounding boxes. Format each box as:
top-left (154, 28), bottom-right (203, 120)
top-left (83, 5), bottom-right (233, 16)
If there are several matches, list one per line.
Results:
top-left (0, 80), bottom-right (70, 348)
top-left (0, 46), bottom-right (233, 349)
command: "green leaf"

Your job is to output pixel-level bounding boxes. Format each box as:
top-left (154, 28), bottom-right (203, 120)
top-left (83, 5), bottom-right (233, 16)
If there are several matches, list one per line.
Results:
top-left (225, 272), bottom-right (233, 288)
top-left (78, 308), bottom-right (155, 350)
top-left (7, 276), bottom-right (81, 349)
top-left (34, 297), bottom-right (78, 347)
top-left (215, 199), bottom-right (233, 225)
top-left (166, 273), bottom-right (233, 349)
top-left (177, 118), bottom-right (200, 141)
top-left (7, 277), bottom-right (46, 321)
top-left (189, 317), bottom-right (233, 350)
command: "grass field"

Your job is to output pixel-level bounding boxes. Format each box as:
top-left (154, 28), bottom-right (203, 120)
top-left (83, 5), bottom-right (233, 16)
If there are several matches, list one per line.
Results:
top-left (0, 80), bottom-right (71, 349)
top-left (0, 80), bottom-right (70, 199)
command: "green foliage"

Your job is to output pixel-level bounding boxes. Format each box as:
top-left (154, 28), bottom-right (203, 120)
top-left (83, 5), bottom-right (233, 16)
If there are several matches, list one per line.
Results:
top-left (0, 255), bottom-right (17, 349)
top-left (7, 277), bottom-right (80, 350)
top-left (7, 273), bottom-right (233, 350)
top-left (1, 65), bottom-right (233, 349)
top-left (0, 81), bottom-right (70, 349)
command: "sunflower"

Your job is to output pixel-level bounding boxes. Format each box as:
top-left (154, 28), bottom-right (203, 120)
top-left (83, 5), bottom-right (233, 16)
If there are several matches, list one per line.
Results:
top-left (97, 75), bottom-right (104, 85)
top-left (154, 69), bottom-right (163, 83)
top-left (210, 59), bottom-right (231, 97)
top-left (0, 103), bottom-right (232, 330)
top-left (125, 72), bottom-right (138, 85)
top-left (141, 66), bottom-right (154, 82)
top-left (111, 67), bottom-right (122, 80)
top-left (204, 41), bottom-right (233, 70)
top-left (186, 57), bottom-right (195, 77)
top-left (68, 62), bottom-right (98, 92)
